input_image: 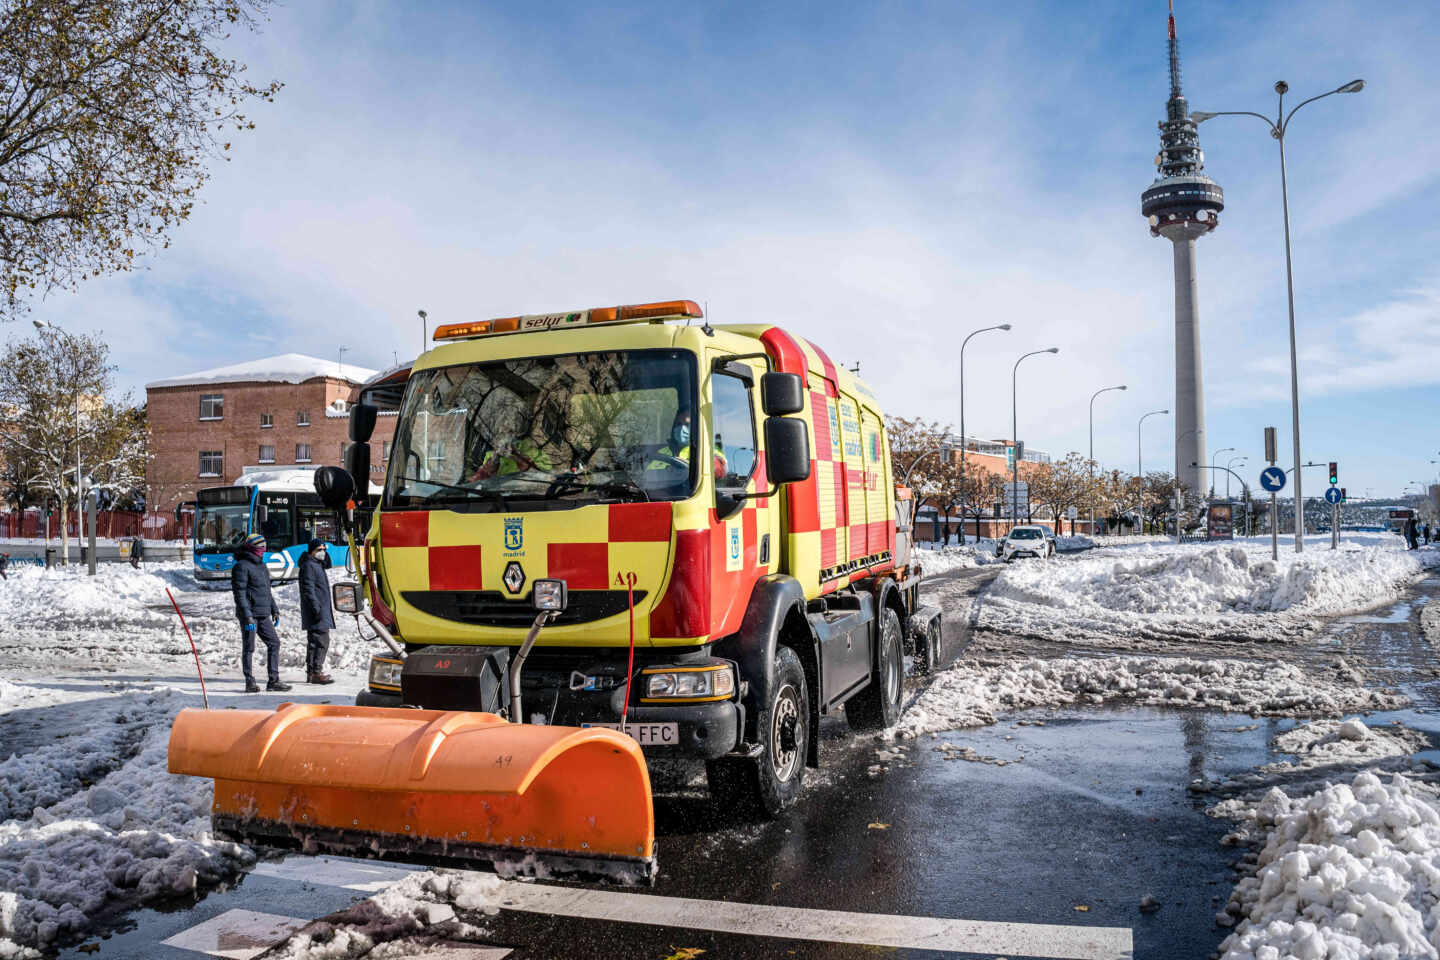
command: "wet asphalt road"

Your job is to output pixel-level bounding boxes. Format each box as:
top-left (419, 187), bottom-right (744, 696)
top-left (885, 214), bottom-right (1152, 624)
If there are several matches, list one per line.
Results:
top-left (54, 565), bottom-right (1440, 960)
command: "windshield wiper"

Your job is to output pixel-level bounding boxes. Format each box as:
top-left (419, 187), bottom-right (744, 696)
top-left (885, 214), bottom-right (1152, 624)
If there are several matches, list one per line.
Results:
top-left (390, 474), bottom-right (510, 510)
top-left (545, 475), bottom-right (650, 502)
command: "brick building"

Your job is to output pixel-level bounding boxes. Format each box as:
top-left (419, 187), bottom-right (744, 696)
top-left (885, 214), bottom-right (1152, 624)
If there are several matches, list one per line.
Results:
top-left (912, 436), bottom-right (1056, 541)
top-left (145, 354), bottom-right (399, 514)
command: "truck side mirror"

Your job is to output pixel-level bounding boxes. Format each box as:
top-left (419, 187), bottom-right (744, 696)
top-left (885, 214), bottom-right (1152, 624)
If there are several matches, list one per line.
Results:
top-left (763, 417), bottom-right (811, 485)
top-left (349, 402), bottom-right (378, 443)
top-left (314, 466), bottom-right (356, 511)
top-left (761, 372), bottom-right (804, 416)
top-left (344, 443), bottom-right (371, 491)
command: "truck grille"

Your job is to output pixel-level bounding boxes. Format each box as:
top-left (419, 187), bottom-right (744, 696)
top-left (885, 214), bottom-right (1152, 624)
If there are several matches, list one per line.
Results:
top-left (402, 590), bottom-right (649, 628)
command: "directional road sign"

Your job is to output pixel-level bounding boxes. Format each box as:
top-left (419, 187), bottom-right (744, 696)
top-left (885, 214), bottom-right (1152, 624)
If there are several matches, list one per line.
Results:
top-left (1259, 467), bottom-right (1287, 492)
top-left (1324, 487), bottom-right (1342, 505)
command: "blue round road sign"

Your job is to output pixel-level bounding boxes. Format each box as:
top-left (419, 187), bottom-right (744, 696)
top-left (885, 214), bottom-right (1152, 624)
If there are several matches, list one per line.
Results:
top-left (1325, 486), bottom-right (1342, 505)
top-left (1259, 466), bottom-right (1287, 492)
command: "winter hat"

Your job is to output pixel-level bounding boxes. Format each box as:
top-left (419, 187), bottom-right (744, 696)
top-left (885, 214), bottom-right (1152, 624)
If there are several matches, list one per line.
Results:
top-left (308, 538), bottom-right (326, 553)
top-left (242, 533), bottom-right (266, 555)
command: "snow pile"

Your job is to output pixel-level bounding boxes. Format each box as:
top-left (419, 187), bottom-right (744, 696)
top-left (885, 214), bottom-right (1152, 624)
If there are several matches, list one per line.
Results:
top-left (1260, 720), bottom-right (1433, 777)
top-left (895, 656), bottom-right (1406, 738)
top-left (0, 561), bottom-right (374, 676)
top-left (978, 537), bottom-right (1433, 644)
top-left (0, 690), bottom-right (255, 954)
top-left (1217, 771), bottom-right (1440, 959)
top-left (264, 870), bottom-right (502, 959)
top-left (914, 541), bottom-right (1001, 574)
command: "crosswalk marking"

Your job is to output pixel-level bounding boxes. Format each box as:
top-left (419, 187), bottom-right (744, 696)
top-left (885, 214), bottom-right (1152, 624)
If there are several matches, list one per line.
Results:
top-left (251, 855), bottom-right (420, 892)
top-left (160, 909), bottom-right (307, 960)
top-left (489, 882), bottom-right (1133, 960)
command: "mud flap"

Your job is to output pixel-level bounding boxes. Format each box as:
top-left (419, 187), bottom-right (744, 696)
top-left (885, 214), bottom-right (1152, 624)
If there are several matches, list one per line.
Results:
top-left (908, 605), bottom-right (955, 674)
top-left (168, 703), bottom-right (656, 884)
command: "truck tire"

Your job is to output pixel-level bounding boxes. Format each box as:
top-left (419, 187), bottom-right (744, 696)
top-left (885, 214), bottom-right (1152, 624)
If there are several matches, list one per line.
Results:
top-left (706, 646), bottom-right (808, 818)
top-left (846, 608), bottom-right (903, 731)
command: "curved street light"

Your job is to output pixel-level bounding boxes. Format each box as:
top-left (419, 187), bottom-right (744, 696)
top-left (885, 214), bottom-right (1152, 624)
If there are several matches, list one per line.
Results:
top-left (1137, 409), bottom-right (1169, 532)
top-left (1192, 77), bottom-right (1365, 553)
top-left (958, 323), bottom-right (1011, 543)
top-left (1210, 447), bottom-right (1235, 500)
top-left (1226, 455), bottom-right (1247, 500)
top-left (1011, 348), bottom-right (1059, 526)
top-left (1087, 385), bottom-right (1126, 535)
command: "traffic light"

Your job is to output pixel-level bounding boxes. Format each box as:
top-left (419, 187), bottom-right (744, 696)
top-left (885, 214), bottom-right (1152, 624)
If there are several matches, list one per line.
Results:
top-left (1341, 488), bottom-right (1347, 502)
top-left (1328, 462), bottom-right (1338, 485)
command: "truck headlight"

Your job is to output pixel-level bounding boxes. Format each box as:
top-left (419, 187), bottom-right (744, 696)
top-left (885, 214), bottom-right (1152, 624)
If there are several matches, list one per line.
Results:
top-left (532, 578), bottom-right (568, 612)
top-left (643, 665), bottom-right (736, 700)
top-left (369, 656), bottom-right (403, 689)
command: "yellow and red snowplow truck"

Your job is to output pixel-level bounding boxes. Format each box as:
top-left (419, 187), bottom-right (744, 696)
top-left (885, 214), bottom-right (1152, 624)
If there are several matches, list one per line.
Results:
top-left (169, 299), bottom-right (947, 883)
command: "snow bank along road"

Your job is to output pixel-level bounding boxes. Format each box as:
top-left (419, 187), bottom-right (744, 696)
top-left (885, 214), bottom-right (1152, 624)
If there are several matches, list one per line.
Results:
top-left (0, 541), bottom-right (1438, 958)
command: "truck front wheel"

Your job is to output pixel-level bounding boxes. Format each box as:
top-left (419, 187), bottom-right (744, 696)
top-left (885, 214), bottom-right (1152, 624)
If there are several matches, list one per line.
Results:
top-left (706, 645), bottom-right (809, 818)
top-left (845, 608), bottom-right (903, 730)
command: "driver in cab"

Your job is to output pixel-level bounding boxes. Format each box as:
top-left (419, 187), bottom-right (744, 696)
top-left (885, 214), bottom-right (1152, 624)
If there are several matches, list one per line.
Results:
top-left (649, 410), bottom-right (727, 480)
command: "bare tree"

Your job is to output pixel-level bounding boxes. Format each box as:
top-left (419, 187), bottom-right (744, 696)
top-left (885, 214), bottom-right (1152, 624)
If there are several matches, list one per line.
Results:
top-left (0, 0), bottom-right (282, 317)
top-left (0, 327), bottom-right (141, 561)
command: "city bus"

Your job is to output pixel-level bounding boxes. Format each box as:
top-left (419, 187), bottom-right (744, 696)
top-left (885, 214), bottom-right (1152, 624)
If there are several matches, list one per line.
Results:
top-left (193, 470), bottom-right (349, 582)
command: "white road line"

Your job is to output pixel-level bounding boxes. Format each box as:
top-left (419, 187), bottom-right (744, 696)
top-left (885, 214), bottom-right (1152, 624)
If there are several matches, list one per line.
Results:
top-left (251, 855), bottom-right (421, 892)
top-left (160, 908), bottom-right (307, 960)
top-left (491, 882), bottom-right (1133, 960)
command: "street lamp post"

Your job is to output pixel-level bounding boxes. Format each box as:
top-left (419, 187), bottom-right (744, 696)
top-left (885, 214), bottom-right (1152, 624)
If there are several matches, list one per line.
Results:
top-left (418, 309), bottom-right (428, 354)
top-left (1210, 447), bottom-right (1235, 500)
top-left (1137, 409), bottom-right (1168, 534)
top-left (958, 323), bottom-right (1011, 543)
top-left (1088, 384), bottom-right (1126, 536)
top-left (1192, 77), bottom-right (1365, 554)
top-left (1226, 455), bottom-right (1247, 499)
top-left (1011, 348), bottom-right (1060, 529)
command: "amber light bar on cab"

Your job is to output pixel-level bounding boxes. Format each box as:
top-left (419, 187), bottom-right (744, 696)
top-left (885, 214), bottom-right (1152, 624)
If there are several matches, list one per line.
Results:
top-left (432, 299), bottom-right (703, 342)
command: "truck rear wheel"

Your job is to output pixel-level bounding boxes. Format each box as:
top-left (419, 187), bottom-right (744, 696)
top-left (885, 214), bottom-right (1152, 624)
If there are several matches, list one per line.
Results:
top-left (706, 645), bottom-right (808, 818)
top-left (846, 607), bottom-right (902, 731)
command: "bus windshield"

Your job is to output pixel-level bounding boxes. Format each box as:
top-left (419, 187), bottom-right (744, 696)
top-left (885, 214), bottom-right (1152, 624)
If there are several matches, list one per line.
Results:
top-left (196, 503), bottom-right (250, 554)
top-left (385, 349), bottom-right (697, 510)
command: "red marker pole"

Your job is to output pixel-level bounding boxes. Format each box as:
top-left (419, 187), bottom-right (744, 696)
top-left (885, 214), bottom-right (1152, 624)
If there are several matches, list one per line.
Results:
top-left (166, 587), bottom-right (209, 709)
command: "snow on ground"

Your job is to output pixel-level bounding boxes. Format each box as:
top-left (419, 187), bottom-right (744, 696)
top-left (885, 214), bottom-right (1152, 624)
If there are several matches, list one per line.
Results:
top-left (894, 655), bottom-right (1406, 738)
top-left (975, 533), bottom-right (1437, 645)
top-left (913, 541), bottom-right (1000, 574)
top-left (0, 560), bottom-right (376, 677)
top-left (1213, 771), bottom-right (1440, 959)
top-left (0, 559), bottom-right (378, 955)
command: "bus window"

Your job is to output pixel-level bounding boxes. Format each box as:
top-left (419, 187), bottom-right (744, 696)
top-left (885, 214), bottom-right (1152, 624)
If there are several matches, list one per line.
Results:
top-left (257, 493), bottom-right (295, 550)
top-left (298, 506), bottom-right (341, 545)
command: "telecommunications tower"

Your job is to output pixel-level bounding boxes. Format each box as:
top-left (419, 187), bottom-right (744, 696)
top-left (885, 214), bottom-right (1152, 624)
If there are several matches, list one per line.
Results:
top-left (1140, 0), bottom-right (1223, 497)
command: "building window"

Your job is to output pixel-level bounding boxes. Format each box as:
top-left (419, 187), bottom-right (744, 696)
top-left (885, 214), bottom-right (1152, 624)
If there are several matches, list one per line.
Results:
top-left (199, 394), bottom-right (223, 420)
top-left (260, 413), bottom-right (273, 429)
top-left (199, 451), bottom-right (223, 477)
top-left (296, 443), bottom-right (312, 463)
top-left (382, 440), bottom-right (392, 463)
top-left (296, 410), bottom-right (311, 427)
top-left (340, 441), bottom-right (351, 462)
top-left (258, 445), bottom-right (275, 464)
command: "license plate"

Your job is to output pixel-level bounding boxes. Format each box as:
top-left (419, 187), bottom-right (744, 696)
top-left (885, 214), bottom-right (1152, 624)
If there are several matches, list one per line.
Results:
top-left (581, 722), bottom-right (679, 746)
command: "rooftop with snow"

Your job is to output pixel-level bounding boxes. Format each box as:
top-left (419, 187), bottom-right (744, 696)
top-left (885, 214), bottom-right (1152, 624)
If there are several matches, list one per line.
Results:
top-left (145, 353), bottom-right (379, 390)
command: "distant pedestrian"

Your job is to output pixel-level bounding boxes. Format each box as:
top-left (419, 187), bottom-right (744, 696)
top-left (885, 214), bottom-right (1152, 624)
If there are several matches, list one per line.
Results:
top-left (1425, 523), bottom-right (1433, 545)
top-left (297, 539), bottom-right (335, 685)
top-left (1405, 516), bottom-right (1420, 551)
top-left (129, 536), bottom-right (144, 569)
top-left (232, 533), bottom-right (290, 693)
top-left (0, 553), bottom-right (9, 580)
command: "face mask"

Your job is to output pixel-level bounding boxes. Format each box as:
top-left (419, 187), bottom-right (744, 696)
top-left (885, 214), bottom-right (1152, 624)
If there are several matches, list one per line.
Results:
top-left (673, 424), bottom-right (690, 447)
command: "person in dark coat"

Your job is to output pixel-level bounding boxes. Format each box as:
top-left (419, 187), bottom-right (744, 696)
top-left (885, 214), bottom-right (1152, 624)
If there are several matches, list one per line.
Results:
top-left (129, 536), bottom-right (144, 569)
top-left (0, 553), bottom-right (9, 580)
top-left (1405, 516), bottom-right (1420, 550)
top-left (297, 538), bottom-right (335, 685)
top-left (232, 533), bottom-right (289, 692)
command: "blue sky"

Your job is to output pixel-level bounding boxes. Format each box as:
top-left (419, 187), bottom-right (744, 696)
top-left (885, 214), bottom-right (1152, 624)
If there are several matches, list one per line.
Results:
top-left (20, 0), bottom-right (1440, 499)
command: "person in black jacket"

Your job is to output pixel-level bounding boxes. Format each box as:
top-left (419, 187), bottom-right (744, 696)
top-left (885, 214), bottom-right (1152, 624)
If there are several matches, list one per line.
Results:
top-left (297, 538), bottom-right (335, 684)
top-left (232, 533), bottom-right (290, 692)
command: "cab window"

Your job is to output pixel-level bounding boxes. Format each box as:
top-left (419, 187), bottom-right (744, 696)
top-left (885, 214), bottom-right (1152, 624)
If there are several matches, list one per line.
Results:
top-left (711, 373), bottom-right (757, 491)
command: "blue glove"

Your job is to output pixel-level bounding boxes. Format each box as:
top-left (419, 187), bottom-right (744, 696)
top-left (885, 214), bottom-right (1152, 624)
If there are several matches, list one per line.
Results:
top-left (243, 622), bottom-right (256, 632)
top-left (273, 614), bottom-right (280, 627)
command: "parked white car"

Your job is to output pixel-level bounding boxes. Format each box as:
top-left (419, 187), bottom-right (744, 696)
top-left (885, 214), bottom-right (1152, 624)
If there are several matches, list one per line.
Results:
top-left (998, 525), bottom-right (1055, 561)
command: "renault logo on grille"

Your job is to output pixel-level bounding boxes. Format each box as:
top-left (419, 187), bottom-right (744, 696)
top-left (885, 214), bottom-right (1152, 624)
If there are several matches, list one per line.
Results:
top-left (502, 561), bottom-right (525, 595)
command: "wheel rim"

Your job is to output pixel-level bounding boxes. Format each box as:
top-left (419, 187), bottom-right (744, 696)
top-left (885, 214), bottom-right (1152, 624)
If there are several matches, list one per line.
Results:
top-left (884, 631), bottom-right (901, 705)
top-left (771, 683), bottom-right (802, 781)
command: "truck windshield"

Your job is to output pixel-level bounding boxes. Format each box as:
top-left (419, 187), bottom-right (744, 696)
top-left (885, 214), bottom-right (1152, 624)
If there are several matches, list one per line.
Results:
top-left (195, 504), bottom-right (250, 553)
top-left (384, 349), bottom-right (698, 510)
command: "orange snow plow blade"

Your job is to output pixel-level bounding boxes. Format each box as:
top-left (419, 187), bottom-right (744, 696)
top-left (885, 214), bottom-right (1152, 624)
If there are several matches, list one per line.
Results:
top-left (168, 703), bottom-right (656, 883)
